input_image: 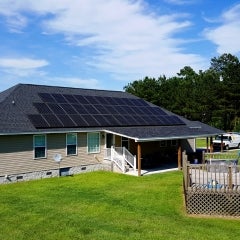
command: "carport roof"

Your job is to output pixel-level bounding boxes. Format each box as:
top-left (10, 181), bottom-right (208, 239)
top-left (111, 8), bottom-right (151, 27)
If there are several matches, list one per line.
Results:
top-left (105, 121), bottom-right (223, 142)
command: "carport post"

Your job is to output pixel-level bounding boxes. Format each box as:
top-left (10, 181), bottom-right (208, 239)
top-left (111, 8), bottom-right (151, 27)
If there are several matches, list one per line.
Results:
top-left (177, 140), bottom-right (182, 170)
top-left (137, 143), bottom-right (141, 176)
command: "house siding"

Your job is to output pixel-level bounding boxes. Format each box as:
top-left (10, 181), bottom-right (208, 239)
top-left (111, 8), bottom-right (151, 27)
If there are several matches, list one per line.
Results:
top-left (0, 132), bottom-right (106, 177)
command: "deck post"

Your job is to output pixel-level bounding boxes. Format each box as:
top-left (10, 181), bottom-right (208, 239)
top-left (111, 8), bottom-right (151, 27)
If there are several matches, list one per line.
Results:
top-left (228, 166), bottom-right (233, 190)
top-left (177, 140), bottom-right (182, 170)
top-left (137, 143), bottom-right (141, 176)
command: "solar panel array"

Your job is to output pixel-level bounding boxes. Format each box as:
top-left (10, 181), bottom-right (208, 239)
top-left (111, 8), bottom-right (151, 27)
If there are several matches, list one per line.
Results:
top-left (28, 92), bottom-right (185, 128)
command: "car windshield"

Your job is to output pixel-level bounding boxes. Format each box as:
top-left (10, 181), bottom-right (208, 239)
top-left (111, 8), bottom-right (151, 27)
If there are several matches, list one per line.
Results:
top-left (215, 135), bottom-right (229, 140)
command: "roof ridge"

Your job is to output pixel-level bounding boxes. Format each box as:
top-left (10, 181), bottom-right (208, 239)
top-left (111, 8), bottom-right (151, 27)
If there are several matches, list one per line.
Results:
top-left (13, 83), bottom-right (126, 94)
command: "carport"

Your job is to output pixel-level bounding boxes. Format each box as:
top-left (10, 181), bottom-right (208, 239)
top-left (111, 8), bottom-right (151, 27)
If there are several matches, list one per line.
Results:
top-left (105, 121), bottom-right (223, 176)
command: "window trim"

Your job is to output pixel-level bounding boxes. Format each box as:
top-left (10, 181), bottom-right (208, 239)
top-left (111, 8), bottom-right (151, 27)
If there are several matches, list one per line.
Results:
top-left (87, 132), bottom-right (100, 154)
top-left (33, 134), bottom-right (47, 159)
top-left (66, 133), bottom-right (78, 156)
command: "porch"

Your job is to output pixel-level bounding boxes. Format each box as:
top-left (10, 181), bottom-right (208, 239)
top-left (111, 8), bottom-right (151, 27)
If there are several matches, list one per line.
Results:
top-left (104, 146), bottom-right (178, 175)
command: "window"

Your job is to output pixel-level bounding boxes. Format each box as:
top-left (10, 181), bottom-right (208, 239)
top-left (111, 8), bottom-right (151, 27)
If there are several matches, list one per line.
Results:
top-left (66, 133), bottom-right (77, 155)
top-left (87, 132), bottom-right (100, 153)
top-left (34, 135), bottom-right (46, 159)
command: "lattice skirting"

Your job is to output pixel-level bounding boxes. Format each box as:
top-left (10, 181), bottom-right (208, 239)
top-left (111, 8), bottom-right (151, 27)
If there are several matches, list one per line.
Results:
top-left (186, 190), bottom-right (240, 217)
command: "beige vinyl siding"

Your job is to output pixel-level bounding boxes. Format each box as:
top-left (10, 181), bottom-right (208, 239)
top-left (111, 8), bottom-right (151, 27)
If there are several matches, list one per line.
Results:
top-left (0, 132), bottom-right (105, 176)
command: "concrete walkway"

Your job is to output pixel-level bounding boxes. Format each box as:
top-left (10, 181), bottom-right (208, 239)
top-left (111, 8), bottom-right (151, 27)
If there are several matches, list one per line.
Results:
top-left (126, 166), bottom-right (179, 176)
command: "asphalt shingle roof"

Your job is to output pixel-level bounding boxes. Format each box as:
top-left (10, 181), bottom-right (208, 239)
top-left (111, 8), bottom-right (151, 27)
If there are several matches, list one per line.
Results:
top-left (0, 83), bottom-right (223, 140)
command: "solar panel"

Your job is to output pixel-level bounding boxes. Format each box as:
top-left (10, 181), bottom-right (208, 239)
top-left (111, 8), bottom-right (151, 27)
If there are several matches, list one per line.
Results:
top-left (74, 95), bottom-right (89, 104)
top-left (84, 96), bottom-right (100, 105)
top-left (31, 92), bottom-right (185, 128)
top-left (52, 94), bottom-right (67, 103)
top-left (104, 115), bottom-right (120, 126)
top-left (83, 115), bottom-right (100, 126)
top-left (33, 103), bottom-right (52, 114)
top-left (95, 105), bottom-right (110, 114)
top-left (149, 107), bottom-right (167, 115)
top-left (115, 106), bottom-right (129, 114)
top-left (72, 104), bottom-right (88, 114)
top-left (43, 114), bottom-right (63, 127)
top-left (114, 115), bottom-right (129, 125)
top-left (60, 103), bottom-right (77, 114)
top-left (70, 114), bottom-right (88, 126)
top-left (57, 114), bottom-right (76, 127)
top-left (47, 103), bottom-right (65, 114)
top-left (94, 115), bottom-right (110, 126)
top-left (168, 115), bottom-right (184, 125)
top-left (63, 94), bottom-right (78, 103)
top-left (28, 114), bottom-right (49, 128)
top-left (85, 105), bottom-right (99, 114)
top-left (95, 96), bottom-right (109, 105)
top-left (38, 93), bottom-right (55, 103)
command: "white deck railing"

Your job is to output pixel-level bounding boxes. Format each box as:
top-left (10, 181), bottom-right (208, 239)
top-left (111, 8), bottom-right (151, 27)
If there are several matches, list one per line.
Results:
top-left (104, 147), bottom-right (136, 173)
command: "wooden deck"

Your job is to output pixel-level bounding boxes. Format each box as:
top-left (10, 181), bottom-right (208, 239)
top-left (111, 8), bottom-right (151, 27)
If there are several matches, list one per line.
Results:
top-left (183, 152), bottom-right (240, 217)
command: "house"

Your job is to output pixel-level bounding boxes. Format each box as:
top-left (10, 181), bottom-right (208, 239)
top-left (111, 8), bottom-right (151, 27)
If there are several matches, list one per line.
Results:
top-left (0, 83), bottom-right (223, 182)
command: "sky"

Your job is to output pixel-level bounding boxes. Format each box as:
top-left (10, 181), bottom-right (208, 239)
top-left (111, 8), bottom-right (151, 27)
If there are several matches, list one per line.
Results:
top-left (0, 0), bottom-right (240, 92)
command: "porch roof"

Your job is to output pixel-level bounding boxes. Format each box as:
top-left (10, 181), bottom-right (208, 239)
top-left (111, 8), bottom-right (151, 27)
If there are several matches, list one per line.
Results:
top-left (104, 121), bottom-right (223, 142)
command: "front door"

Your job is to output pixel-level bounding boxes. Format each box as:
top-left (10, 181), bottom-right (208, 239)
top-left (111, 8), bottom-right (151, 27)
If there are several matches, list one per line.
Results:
top-left (106, 133), bottom-right (114, 148)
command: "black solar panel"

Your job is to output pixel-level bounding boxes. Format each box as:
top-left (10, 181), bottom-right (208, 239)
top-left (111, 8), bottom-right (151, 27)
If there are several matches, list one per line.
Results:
top-left (60, 103), bottom-right (77, 114)
top-left (63, 94), bottom-right (78, 103)
top-left (31, 92), bottom-right (185, 128)
top-left (39, 93), bottom-right (55, 103)
top-left (84, 115), bottom-right (100, 126)
top-left (28, 114), bottom-right (49, 128)
top-left (72, 104), bottom-right (88, 114)
top-left (57, 114), bottom-right (76, 127)
top-left (74, 95), bottom-right (89, 104)
top-left (47, 103), bottom-right (65, 114)
top-left (43, 114), bottom-right (63, 127)
top-left (52, 94), bottom-right (67, 103)
top-left (33, 103), bottom-right (52, 114)
top-left (70, 114), bottom-right (88, 126)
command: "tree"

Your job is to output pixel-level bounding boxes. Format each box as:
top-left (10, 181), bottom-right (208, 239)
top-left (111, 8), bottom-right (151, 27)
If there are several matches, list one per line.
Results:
top-left (210, 53), bottom-right (240, 130)
top-left (124, 53), bottom-right (240, 131)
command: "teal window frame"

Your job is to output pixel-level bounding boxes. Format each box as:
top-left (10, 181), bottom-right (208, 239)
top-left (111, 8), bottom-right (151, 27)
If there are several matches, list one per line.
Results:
top-left (33, 135), bottom-right (46, 159)
top-left (87, 132), bottom-right (100, 153)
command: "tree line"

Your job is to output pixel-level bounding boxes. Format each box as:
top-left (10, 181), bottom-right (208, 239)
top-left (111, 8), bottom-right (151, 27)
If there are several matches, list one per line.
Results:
top-left (124, 53), bottom-right (240, 131)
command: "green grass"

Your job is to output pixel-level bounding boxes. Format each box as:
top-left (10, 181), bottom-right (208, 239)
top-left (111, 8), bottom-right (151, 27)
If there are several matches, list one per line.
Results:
top-left (196, 138), bottom-right (207, 148)
top-left (0, 171), bottom-right (239, 240)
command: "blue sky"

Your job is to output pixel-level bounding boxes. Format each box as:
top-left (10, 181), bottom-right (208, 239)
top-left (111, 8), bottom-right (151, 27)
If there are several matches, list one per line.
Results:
top-left (0, 0), bottom-right (240, 92)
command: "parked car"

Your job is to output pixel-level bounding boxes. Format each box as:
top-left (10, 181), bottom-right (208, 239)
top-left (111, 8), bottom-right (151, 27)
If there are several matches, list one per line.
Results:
top-left (212, 132), bottom-right (240, 150)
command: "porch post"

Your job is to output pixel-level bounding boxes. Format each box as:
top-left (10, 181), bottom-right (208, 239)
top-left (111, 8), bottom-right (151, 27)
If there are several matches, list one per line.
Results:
top-left (206, 137), bottom-right (209, 152)
top-left (137, 143), bottom-right (141, 176)
top-left (210, 136), bottom-right (213, 153)
top-left (177, 140), bottom-right (182, 170)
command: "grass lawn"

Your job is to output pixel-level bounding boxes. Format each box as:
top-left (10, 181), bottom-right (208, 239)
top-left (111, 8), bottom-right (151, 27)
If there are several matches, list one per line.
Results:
top-left (0, 171), bottom-right (239, 240)
top-left (196, 138), bottom-right (207, 148)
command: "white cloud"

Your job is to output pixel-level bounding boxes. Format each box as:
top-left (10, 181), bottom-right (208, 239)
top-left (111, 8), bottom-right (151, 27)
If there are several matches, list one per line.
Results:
top-left (44, 77), bottom-right (101, 89)
top-left (0, 58), bottom-right (49, 69)
top-left (0, 0), bottom-right (207, 81)
top-left (164, 0), bottom-right (197, 5)
top-left (204, 4), bottom-right (240, 55)
top-left (0, 57), bottom-right (49, 80)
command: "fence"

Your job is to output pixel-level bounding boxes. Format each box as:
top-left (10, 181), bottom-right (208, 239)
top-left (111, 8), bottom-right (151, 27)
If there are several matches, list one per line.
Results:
top-left (183, 151), bottom-right (240, 217)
